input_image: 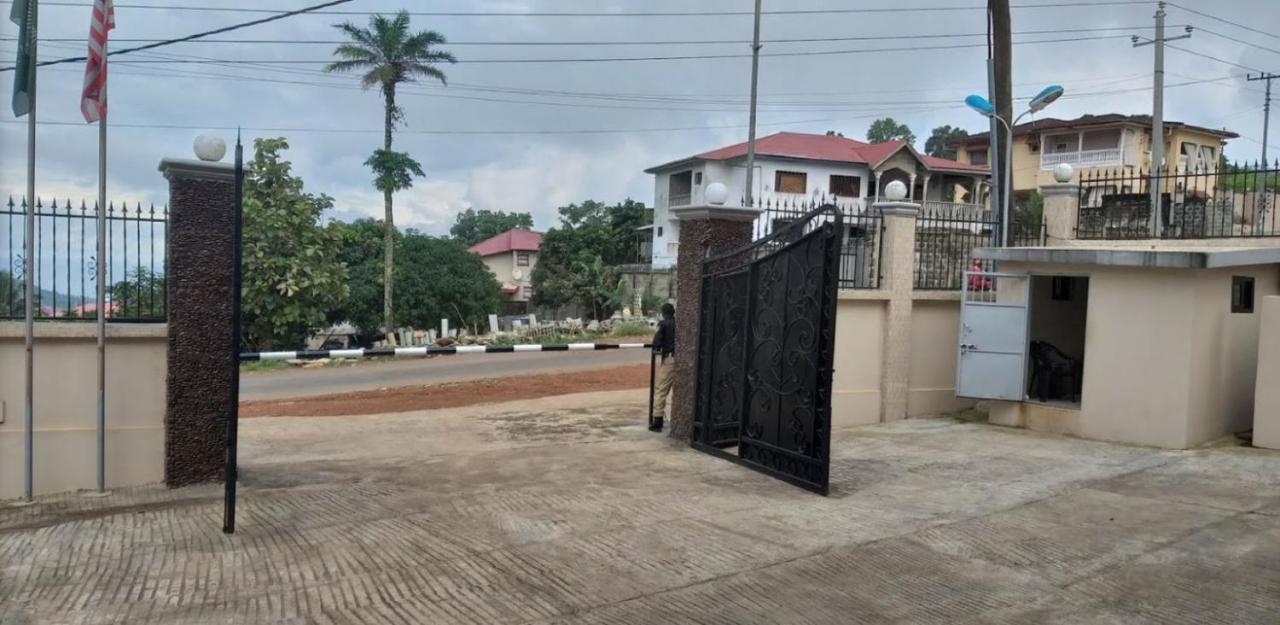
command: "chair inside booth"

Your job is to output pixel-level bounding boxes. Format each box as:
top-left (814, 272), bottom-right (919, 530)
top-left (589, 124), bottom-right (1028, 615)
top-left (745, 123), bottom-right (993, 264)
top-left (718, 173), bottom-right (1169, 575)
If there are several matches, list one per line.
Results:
top-left (1025, 275), bottom-right (1089, 406)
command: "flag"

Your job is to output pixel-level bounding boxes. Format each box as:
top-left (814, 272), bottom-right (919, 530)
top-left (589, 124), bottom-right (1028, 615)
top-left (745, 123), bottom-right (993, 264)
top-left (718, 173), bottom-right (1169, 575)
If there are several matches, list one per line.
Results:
top-left (81, 0), bottom-right (115, 123)
top-left (10, 0), bottom-right (35, 117)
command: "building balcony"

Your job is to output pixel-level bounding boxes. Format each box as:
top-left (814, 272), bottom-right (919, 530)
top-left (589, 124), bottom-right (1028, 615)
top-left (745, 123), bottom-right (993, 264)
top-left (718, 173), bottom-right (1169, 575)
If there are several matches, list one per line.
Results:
top-left (923, 200), bottom-right (988, 216)
top-left (668, 192), bottom-right (692, 207)
top-left (1041, 148), bottom-right (1123, 170)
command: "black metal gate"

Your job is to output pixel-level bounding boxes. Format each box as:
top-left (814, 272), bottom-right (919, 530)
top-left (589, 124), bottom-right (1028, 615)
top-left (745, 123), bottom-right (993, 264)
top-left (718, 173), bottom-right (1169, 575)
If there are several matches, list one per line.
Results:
top-left (692, 205), bottom-right (842, 494)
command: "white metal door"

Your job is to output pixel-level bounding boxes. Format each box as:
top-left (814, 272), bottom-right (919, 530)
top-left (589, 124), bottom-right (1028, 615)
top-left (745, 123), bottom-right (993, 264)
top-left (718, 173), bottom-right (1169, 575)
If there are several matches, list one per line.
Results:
top-left (956, 271), bottom-right (1030, 401)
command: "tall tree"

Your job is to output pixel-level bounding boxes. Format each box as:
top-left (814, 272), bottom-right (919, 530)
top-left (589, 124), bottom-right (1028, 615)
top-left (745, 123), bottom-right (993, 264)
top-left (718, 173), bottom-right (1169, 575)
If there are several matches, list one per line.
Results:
top-left (866, 117), bottom-right (916, 145)
top-left (450, 208), bottom-right (535, 246)
top-left (325, 11), bottom-right (456, 343)
top-left (241, 138), bottom-right (350, 350)
top-left (925, 125), bottom-right (969, 159)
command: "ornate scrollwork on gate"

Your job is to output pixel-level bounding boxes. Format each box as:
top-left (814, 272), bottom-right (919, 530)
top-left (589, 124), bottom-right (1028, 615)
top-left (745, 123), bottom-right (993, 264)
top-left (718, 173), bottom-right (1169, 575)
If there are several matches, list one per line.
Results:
top-left (692, 206), bottom-right (842, 494)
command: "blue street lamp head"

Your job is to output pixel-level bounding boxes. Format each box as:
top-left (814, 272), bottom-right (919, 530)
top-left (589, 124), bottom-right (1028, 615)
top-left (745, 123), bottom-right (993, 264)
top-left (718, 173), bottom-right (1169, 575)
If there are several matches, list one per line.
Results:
top-left (965, 94), bottom-right (995, 117)
top-left (1028, 84), bottom-right (1065, 112)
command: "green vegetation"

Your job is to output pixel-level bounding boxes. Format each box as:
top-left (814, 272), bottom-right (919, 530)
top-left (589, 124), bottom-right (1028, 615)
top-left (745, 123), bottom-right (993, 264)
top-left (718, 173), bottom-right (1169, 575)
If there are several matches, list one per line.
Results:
top-left (107, 267), bottom-right (166, 319)
top-left (609, 320), bottom-right (652, 337)
top-left (1221, 166), bottom-right (1280, 192)
top-left (867, 117), bottom-right (916, 145)
top-left (325, 10), bottom-right (456, 342)
top-left (925, 125), bottom-right (968, 159)
top-left (241, 138), bottom-right (349, 350)
top-left (530, 199), bottom-right (650, 319)
top-left (450, 209), bottom-right (534, 246)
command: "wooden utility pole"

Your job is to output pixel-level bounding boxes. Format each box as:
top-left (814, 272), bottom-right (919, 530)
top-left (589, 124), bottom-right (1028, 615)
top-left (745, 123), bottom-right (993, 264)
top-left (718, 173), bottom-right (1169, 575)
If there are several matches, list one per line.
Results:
top-left (990, 0), bottom-right (1012, 237)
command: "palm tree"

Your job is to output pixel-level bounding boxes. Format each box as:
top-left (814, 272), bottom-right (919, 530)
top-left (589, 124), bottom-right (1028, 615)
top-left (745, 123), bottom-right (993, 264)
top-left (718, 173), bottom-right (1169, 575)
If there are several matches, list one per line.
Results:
top-left (325, 11), bottom-right (456, 343)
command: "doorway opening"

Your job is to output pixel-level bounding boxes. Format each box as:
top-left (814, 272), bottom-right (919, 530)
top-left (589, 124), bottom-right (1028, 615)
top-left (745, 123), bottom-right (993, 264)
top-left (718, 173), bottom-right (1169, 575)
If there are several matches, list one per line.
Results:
top-left (1026, 275), bottom-right (1089, 408)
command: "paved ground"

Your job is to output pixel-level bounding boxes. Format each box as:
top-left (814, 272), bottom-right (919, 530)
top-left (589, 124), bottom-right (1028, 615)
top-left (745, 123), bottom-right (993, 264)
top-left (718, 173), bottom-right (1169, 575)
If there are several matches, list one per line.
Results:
top-left (241, 349), bottom-right (649, 400)
top-left (3, 391), bottom-right (1280, 625)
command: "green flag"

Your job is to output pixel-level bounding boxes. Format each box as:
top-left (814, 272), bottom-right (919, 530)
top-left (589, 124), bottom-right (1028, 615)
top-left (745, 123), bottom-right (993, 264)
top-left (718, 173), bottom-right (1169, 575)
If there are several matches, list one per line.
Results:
top-left (10, 0), bottom-right (35, 117)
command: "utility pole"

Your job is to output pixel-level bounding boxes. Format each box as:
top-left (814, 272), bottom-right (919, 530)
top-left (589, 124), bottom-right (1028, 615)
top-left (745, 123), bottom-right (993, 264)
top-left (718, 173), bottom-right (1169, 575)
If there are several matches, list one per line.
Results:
top-left (1247, 72), bottom-right (1277, 164)
top-left (744, 0), bottom-right (762, 208)
top-left (989, 0), bottom-right (1012, 245)
top-left (1133, 1), bottom-right (1191, 237)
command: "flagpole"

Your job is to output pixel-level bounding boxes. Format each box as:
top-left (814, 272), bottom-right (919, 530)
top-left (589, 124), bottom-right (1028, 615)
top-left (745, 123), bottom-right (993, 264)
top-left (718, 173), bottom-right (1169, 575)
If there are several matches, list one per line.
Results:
top-left (22, 0), bottom-right (40, 504)
top-left (95, 104), bottom-right (107, 495)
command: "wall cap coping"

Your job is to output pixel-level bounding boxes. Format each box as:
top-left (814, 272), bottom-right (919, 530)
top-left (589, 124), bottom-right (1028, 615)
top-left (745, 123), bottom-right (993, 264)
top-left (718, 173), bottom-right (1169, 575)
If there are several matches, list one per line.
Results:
top-left (1040, 183), bottom-right (1080, 197)
top-left (836, 289), bottom-right (962, 301)
top-left (159, 157), bottom-right (236, 183)
top-left (669, 203), bottom-right (763, 223)
top-left (0, 321), bottom-right (167, 339)
top-left (974, 245), bottom-right (1280, 269)
top-left (872, 201), bottom-right (921, 216)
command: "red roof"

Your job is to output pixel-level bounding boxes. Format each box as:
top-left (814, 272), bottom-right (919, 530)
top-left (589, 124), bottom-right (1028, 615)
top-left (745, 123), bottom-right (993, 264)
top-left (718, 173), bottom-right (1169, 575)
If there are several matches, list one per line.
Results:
top-left (647, 131), bottom-right (987, 173)
top-left (467, 228), bottom-right (543, 256)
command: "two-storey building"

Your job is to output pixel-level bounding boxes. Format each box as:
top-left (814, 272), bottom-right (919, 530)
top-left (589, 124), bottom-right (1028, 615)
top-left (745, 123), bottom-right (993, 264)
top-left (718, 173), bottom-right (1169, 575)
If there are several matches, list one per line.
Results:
top-left (954, 113), bottom-right (1238, 207)
top-left (643, 131), bottom-right (990, 268)
top-left (467, 228), bottom-right (542, 314)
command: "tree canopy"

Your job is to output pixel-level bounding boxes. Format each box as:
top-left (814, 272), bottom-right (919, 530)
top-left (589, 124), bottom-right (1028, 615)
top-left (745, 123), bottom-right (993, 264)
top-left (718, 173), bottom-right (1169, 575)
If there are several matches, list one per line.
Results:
top-left (327, 219), bottom-right (503, 340)
top-left (450, 208), bottom-right (535, 246)
top-left (925, 125), bottom-right (969, 159)
top-left (867, 117), bottom-right (916, 145)
top-left (240, 137), bottom-right (350, 350)
top-left (530, 199), bottom-right (649, 319)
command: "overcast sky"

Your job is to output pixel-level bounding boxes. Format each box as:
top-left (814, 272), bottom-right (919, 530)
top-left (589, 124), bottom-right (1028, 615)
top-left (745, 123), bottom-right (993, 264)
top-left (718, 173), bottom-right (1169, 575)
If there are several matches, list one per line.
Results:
top-left (2, 0), bottom-right (1278, 235)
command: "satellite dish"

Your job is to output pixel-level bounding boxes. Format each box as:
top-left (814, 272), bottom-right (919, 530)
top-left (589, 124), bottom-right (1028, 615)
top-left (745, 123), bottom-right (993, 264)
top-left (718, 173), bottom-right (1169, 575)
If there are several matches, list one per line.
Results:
top-left (512, 268), bottom-right (525, 281)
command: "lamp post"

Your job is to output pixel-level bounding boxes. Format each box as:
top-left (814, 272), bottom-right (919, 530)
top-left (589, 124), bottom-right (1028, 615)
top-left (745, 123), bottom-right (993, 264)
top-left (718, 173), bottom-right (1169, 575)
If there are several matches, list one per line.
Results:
top-left (965, 85), bottom-right (1064, 247)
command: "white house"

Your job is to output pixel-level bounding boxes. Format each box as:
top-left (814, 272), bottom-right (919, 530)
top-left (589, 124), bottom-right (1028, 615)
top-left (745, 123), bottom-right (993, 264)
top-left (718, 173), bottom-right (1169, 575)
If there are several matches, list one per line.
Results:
top-left (643, 131), bottom-right (991, 268)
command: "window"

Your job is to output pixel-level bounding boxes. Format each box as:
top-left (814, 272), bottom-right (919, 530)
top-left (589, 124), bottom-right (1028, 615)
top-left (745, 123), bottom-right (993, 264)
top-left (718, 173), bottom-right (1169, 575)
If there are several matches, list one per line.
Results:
top-left (775, 170), bottom-right (808, 194)
top-left (516, 252), bottom-right (530, 267)
top-left (656, 226), bottom-right (664, 237)
top-left (829, 174), bottom-right (861, 197)
top-left (693, 171), bottom-right (703, 185)
top-left (1232, 276), bottom-right (1255, 314)
top-left (967, 149), bottom-right (988, 166)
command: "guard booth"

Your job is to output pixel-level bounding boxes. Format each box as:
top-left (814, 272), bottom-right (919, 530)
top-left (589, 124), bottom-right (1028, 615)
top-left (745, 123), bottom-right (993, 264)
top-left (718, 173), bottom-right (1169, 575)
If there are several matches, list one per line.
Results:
top-left (957, 246), bottom-right (1280, 449)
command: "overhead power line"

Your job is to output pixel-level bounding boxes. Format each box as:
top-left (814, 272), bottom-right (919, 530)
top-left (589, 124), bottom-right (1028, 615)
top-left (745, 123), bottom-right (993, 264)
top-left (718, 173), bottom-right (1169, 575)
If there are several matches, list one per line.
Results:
top-left (1194, 27), bottom-right (1280, 59)
top-left (1166, 2), bottom-right (1280, 44)
top-left (0, 26), bottom-right (1164, 47)
top-left (1, 1), bottom-right (1153, 17)
top-left (0, 0), bottom-right (353, 73)
top-left (1, 35), bottom-right (1134, 71)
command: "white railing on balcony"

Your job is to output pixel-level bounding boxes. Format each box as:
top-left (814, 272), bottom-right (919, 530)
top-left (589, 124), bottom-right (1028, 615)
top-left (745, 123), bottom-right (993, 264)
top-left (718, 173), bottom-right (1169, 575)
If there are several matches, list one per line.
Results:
top-left (668, 192), bottom-right (692, 207)
top-left (923, 200), bottom-right (989, 217)
top-left (1041, 148), bottom-right (1123, 169)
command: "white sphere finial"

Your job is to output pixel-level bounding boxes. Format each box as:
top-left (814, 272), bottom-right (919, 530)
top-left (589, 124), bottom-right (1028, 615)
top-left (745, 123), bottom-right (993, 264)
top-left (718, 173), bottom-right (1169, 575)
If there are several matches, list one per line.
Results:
top-left (705, 181), bottom-right (728, 205)
top-left (1053, 163), bottom-right (1074, 183)
top-left (193, 134), bottom-right (227, 162)
top-left (884, 180), bottom-right (908, 201)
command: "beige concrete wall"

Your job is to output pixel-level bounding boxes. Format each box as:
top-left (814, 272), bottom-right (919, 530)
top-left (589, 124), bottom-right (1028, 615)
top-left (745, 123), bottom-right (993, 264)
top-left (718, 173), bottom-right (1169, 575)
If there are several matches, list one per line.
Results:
top-left (906, 299), bottom-right (972, 417)
top-left (0, 322), bottom-right (167, 500)
top-left (1186, 266), bottom-right (1280, 446)
top-left (483, 252), bottom-right (515, 285)
top-left (832, 292), bottom-right (973, 429)
top-left (1253, 296), bottom-right (1280, 450)
top-left (833, 297), bottom-right (884, 428)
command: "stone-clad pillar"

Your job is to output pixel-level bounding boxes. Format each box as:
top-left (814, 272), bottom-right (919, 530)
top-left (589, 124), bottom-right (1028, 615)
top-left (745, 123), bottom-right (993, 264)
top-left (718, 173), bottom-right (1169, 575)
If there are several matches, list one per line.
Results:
top-left (1041, 183), bottom-right (1080, 244)
top-left (876, 200), bottom-right (921, 422)
top-left (159, 155), bottom-right (236, 487)
top-left (666, 201), bottom-right (760, 441)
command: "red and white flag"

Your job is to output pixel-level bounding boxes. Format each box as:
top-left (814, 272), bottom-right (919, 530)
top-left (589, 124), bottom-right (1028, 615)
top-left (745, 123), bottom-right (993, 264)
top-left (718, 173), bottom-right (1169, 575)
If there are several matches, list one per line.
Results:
top-left (81, 0), bottom-right (116, 123)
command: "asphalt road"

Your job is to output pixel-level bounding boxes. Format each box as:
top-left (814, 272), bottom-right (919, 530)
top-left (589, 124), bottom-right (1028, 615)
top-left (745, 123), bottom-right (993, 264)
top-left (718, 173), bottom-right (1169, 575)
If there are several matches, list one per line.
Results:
top-left (240, 348), bottom-right (651, 401)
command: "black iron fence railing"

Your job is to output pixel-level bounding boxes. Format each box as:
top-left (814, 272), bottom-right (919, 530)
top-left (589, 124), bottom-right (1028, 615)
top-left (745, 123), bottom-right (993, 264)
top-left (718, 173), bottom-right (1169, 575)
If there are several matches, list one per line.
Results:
top-left (1077, 162), bottom-right (1280, 239)
top-left (752, 196), bottom-right (882, 289)
top-left (915, 205), bottom-right (999, 290)
top-left (2, 197), bottom-right (168, 322)
top-left (1010, 217), bottom-right (1047, 247)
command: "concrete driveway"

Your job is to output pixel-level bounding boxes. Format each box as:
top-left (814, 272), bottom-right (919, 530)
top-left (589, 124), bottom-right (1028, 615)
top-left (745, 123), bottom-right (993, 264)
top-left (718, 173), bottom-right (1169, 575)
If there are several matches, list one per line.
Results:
top-left (3, 391), bottom-right (1279, 624)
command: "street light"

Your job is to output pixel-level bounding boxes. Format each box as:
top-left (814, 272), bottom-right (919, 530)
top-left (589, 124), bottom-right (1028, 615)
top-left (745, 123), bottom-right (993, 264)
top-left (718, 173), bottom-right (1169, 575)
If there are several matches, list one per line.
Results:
top-left (965, 85), bottom-right (1064, 246)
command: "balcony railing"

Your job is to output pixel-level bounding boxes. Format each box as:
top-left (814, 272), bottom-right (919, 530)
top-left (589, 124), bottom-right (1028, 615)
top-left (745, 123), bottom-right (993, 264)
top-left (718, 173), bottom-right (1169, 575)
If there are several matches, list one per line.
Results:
top-left (1041, 148), bottom-right (1123, 169)
top-left (923, 200), bottom-right (989, 216)
top-left (668, 192), bottom-right (692, 207)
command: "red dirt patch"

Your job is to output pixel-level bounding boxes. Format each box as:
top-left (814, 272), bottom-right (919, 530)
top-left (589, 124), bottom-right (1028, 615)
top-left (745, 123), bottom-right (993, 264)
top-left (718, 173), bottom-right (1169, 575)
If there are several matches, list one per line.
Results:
top-left (240, 363), bottom-right (651, 417)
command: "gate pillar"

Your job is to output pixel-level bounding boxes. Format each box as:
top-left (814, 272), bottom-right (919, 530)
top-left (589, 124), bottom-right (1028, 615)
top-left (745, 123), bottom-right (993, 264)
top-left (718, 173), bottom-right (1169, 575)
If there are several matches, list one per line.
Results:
top-left (876, 200), bottom-right (921, 422)
top-left (1041, 183), bottom-right (1080, 244)
top-left (668, 198), bottom-right (761, 440)
top-left (158, 149), bottom-right (237, 487)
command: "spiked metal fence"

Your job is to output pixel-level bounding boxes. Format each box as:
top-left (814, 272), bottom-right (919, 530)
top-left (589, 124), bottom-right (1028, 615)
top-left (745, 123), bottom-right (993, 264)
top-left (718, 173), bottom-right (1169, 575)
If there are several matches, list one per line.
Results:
top-left (2, 196), bottom-right (168, 322)
top-left (1077, 162), bottom-right (1280, 239)
top-left (751, 195), bottom-right (882, 289)
top-left (914, 205), bottom-right (1000, 290)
